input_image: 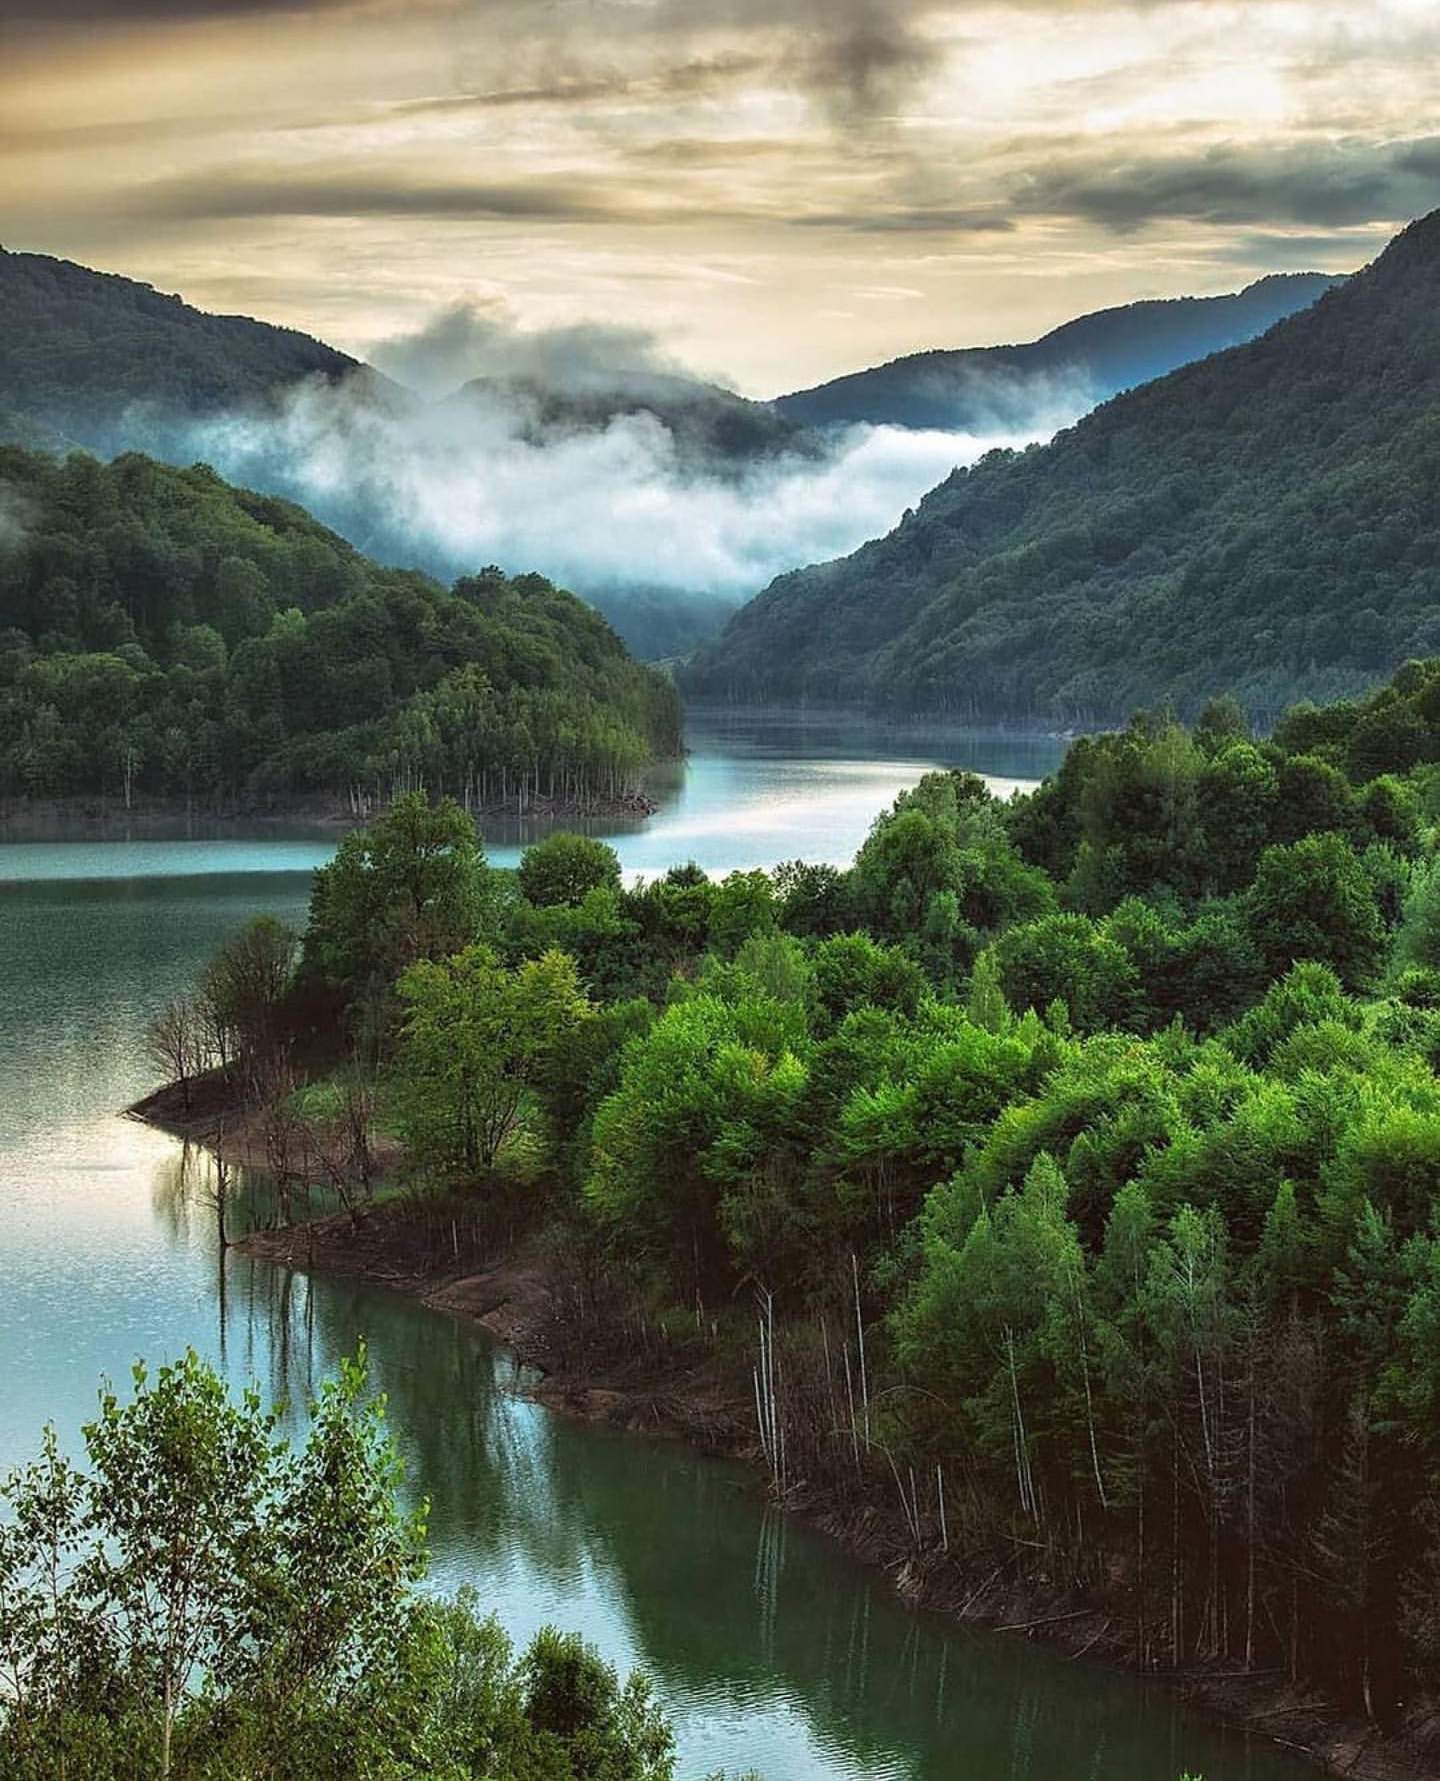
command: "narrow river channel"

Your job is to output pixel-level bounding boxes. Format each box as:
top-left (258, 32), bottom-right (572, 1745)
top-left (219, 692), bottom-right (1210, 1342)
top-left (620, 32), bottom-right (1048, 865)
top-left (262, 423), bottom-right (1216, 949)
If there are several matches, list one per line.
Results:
top-left (0, 707), bottom-right (1316, 1781)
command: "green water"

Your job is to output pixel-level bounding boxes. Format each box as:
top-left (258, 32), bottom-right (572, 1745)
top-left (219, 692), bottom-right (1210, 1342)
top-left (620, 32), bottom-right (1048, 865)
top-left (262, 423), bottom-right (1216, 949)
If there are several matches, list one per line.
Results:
top-left (0, 710), bottom-right (1314, 1780)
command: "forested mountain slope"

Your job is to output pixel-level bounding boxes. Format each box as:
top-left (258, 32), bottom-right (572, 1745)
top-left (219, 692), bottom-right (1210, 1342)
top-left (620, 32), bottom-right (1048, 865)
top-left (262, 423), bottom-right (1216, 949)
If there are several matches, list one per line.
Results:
top-left (774, 272), bottom-right (1338, 432)
top-left (450, 369), bottom-right (813, 466)
top-left (0, 249), bottom-right (769, 660)
top-left (686, 214), bottom-right (1440, 721)
top-left (0, 248), bottom-right (387, 453)
top-left (0, 447), bottom-right (680, 809)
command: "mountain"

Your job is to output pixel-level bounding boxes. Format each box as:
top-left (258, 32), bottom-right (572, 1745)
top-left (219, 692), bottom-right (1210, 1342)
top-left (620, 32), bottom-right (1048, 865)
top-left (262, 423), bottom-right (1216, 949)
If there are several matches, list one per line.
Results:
top-left (449, 369), bottom-right (814, 466)
top-left (0, 248), bottom-right (392, 454)
top-left (0, 444), bottom-right (680, 811)
top-left (0, 249), bottom-right (758, 659)
top-left (774, 273), bottom-right (1342, 433)
top-left (684, 215), bottom-right (1440, 723)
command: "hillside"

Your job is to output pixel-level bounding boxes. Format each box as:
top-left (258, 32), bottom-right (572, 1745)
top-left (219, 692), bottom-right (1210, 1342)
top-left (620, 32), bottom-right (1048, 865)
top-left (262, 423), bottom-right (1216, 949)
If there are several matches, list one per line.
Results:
top-left (685, 215), bottom-right (1440, 721)
top-left (450, 369), bottom-right (814, 466)
top-left (0, 249), bottom-right (761, 659)
top-left (774, 273), bottom-right (1340, 432)
top-left (0, 249), bottom-right (390, 454)
top-left (0, 446), bottom-right (680, 811)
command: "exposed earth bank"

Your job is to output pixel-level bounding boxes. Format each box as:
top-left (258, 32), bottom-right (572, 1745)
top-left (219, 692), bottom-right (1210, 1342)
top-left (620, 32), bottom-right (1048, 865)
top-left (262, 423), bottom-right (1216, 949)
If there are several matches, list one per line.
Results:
top-left (129, 1080), bottom-right (1440, 1781)
top-left (0, 788), bottom-right (658, 836)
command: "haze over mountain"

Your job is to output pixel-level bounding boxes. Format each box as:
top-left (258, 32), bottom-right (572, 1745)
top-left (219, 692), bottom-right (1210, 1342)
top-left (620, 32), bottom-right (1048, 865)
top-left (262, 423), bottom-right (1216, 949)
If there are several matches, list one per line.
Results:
top-left (448, 372), bottom-right (812, 467)
top-left (775, 273), bottom-right (1340, 434)
top-left (0, 249), bottom-right (975, 659)
top-left (684, 213), bottom-right (1440, 723)
top-left (0, 244), bottom-right (1371, 680)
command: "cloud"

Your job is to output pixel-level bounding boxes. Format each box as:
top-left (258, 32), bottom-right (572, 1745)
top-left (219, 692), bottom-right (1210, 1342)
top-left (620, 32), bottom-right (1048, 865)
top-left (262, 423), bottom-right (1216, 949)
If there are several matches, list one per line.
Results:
top-left (367, 301), bottom-right (694, 401)
top-left (775, 0), bottom-right (937, 117)
top-left (445, 0), bottom-right (950, 120)
top-left (391, 54), bottom-right (770, 117)
top-left (793, 205), bottom-right (1014, 234)
top-left (153, 358), bottom-right (1078, 609)
top-left (103, 132), bottom-right (1440, 245)
top-left (10, 0), bottom-right (947, 119)
top-left (1207, 226), bottom-right (1384, 271)
top-left (118, 165), bottom-right (655, 225)
top-left (1, 0), bottom-right (353, 19)
top-left (1018, 137), bottom-right (1440, 234)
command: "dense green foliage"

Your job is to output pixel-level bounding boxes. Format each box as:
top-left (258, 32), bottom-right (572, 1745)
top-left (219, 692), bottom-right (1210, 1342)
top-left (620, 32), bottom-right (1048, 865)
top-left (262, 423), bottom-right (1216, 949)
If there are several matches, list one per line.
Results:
top-left (775, 273), bottom-right (1336, 432)
top-left (0, 447), bottom-right (680, 806)
top-left (396, 947), bottom-right (592, 1175)
top-left (0, 248), bottom-right (369, 453)
top-left (304, 794), bottom-right (492, 992)
top-left (184, 656), bottom-right (1440, 1751)
top-left (0, 1351), bottom-right (677, 1781)
top-left (688, 212), bottom-right (1440, 720)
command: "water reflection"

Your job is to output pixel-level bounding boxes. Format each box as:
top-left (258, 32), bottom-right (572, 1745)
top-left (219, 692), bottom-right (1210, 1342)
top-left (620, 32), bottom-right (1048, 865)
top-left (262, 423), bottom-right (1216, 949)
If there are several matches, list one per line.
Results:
top-left (0, 708), bottom-right (1312, 1781)
top-left (0, 706), bottom-right (1066, 887)
top-left (151, 1138), bottom-right (1316, 1781)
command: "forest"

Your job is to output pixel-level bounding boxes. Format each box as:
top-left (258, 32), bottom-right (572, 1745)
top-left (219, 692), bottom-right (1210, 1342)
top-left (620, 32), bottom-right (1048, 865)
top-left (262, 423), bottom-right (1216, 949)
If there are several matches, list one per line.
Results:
top-left (686, 210), bottom-right (1440, 722)
top-left (0, 446), bottom-right (681, 811)
top-left (140, 654), bottom-right (1440, 1763)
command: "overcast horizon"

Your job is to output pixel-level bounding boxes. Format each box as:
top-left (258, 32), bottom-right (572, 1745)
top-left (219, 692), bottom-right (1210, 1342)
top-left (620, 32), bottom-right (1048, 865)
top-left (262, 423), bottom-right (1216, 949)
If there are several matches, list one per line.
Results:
top-left (4, 1), bottom-right (1439, 395)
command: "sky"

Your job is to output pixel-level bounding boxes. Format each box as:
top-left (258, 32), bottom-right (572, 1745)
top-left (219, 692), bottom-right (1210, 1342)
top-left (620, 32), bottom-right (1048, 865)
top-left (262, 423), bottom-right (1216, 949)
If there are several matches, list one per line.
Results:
top-left (3, 0), bottom-right (1439, 394)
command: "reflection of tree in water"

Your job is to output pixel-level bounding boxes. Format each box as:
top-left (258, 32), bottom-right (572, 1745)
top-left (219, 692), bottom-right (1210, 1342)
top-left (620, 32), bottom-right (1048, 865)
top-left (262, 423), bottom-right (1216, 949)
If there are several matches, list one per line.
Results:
top-left (166, 1150), bottom-right (1301, 1781)
top-left (589, 1461), bottom-right (1300, 1780)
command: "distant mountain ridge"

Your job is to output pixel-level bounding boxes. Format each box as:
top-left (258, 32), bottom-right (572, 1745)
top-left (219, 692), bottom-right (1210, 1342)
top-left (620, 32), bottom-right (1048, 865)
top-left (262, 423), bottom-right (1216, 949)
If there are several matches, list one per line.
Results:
top-left (774, 273), bottom-right (1342, 433)
top-left (0, 246), bottom-right (1366, 679)
top-left (684, 214), bottom-right (1440, 722)
top-left (0, 250), bottom-right (771, 657)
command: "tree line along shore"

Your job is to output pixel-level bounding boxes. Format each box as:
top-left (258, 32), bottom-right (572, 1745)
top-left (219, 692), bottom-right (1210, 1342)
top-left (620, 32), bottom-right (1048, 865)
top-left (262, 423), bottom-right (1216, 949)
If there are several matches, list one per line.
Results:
top-left (117, 655), bottom-right (1440, 1780)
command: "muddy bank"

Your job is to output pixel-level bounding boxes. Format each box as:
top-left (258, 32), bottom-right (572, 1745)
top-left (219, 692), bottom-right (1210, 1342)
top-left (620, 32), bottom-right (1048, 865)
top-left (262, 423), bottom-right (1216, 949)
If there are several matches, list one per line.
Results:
top-left (129, 1071), bottom-right (406, 1180)
top-left (129, 1072), bottom-right (273, 1168)
top-left (128, 1079), bottom-right (1438, 1781)
top-left (226, 1200), bottom-right (1437, 1781)
top-left (0, 788), bottom-right (659, 839)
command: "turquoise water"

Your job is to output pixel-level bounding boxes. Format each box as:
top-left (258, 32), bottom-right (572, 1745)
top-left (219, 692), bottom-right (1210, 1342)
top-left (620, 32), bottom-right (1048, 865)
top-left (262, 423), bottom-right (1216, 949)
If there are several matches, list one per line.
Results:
top-left (0, 710), bottom-right (1313, 1780)
top-left (0, 705), bottom-right (1063, 884)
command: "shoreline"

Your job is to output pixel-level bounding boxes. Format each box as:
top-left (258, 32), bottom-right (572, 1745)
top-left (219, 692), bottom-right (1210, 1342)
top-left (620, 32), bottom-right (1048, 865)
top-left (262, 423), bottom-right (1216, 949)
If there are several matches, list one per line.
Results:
top-left (0, 788), bottom-right (660, 839)
top-left (128, 1081), bottom-right (1440, 1781)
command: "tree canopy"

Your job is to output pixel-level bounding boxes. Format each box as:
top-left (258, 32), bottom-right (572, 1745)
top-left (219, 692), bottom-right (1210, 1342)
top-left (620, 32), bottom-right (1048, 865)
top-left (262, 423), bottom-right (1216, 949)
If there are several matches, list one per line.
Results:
top-left (0, 1350), bottom-right (676, 1781)
top-left (0, 446), bottom-right (680, 809)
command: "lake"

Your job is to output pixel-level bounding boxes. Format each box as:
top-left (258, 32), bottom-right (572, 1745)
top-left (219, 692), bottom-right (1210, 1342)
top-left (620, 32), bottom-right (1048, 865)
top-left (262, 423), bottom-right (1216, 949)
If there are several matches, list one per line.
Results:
top-left (0, 707), bottom-right (1313, 1781)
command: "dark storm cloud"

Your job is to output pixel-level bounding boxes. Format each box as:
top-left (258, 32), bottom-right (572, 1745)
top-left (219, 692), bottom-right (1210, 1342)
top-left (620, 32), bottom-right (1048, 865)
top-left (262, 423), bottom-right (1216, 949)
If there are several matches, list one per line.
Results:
top-left (1019, 138), bottom-right (1440, 233)
top-left (118, 166), bottom-right (659, 224)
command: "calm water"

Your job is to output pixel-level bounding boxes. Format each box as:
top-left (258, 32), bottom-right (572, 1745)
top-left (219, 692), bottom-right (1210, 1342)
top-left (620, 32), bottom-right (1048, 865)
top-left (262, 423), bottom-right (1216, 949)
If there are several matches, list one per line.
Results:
top-left (0, 709), bottom-right (1313, 1780)
top-left (0, 704), bottom-right (1063, 884)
